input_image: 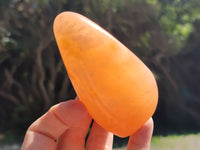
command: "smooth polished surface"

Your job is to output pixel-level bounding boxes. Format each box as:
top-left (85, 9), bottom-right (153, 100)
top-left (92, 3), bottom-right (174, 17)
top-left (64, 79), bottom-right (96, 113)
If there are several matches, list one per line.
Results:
top-left (53, 11), bottom-right (158, 137)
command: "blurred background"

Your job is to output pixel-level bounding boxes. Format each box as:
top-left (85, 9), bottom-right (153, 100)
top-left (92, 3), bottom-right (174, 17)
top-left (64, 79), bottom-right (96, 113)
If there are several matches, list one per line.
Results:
top-left (0, 0), bottom-right (200, 149)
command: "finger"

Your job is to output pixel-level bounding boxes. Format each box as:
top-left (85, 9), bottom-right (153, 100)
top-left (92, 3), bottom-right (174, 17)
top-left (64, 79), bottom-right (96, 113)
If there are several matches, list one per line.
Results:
top-left (21, 99), bottom-right (92, 150)
top-left (56, 112), bottom-right (92, 150)
top-left (86, 121), bottom-right (113, 150)
top-left (127, 118), bottom-right (153, 150)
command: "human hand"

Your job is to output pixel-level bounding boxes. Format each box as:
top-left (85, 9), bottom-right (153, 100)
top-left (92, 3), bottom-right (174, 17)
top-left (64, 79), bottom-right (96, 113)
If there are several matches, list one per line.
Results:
top-left (21, 99), bottom-right (153, 150)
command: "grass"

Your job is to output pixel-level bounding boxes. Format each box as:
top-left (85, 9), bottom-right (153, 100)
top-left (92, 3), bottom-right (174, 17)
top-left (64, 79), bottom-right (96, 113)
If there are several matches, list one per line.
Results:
top-left (113, 133), bottom-right (200, 150)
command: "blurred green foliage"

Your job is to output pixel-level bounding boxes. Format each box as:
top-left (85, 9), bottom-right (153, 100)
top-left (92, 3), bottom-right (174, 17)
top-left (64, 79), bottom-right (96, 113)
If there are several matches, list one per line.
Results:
top-left (0, 0), bottom-right (200, 141)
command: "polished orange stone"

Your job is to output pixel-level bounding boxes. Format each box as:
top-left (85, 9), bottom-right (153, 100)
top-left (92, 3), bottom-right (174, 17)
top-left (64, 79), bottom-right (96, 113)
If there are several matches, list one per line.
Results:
top-left (53, 11), bottom-right (158, 137)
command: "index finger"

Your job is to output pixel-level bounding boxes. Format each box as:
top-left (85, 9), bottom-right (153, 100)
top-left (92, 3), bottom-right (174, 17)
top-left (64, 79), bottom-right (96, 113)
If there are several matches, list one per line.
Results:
top-left (21, 99), bottom-right (92, 150)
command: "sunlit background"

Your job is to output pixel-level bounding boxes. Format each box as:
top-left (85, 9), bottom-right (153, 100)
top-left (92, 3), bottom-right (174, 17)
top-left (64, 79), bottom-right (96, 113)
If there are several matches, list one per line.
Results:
top-left (0, 0), bottom-right (200, 149)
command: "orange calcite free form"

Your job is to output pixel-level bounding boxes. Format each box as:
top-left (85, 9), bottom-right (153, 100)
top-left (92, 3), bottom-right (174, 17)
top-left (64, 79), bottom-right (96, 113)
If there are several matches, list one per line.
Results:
top-left (53, 12), bottom-right (158, 137)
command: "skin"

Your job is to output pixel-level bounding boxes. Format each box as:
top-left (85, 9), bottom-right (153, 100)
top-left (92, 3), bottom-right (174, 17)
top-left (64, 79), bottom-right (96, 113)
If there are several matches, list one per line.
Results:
top-left (21, 99), bottom-right (153, 150)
